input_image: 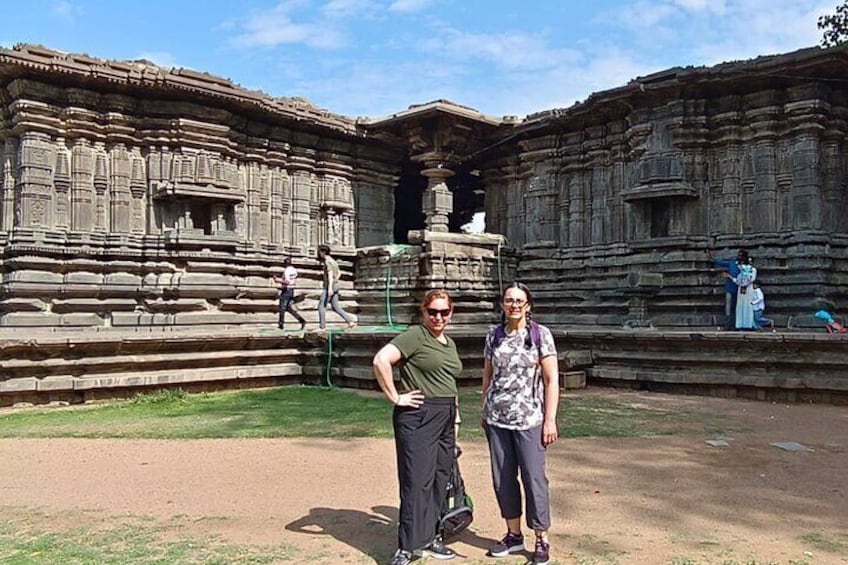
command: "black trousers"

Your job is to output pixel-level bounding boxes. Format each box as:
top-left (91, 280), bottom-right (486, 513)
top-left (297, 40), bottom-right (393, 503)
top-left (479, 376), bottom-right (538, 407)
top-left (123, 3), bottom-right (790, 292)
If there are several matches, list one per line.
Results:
top-left (393, 397), bottom-right (456, 552)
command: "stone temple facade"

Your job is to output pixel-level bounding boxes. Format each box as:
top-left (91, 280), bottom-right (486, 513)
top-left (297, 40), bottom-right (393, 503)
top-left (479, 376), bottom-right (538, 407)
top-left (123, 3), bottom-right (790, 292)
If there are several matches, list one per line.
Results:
top-left (2, 43), bottom-right (848, 331)
top-left (0, 45), bottom-right (402, 328)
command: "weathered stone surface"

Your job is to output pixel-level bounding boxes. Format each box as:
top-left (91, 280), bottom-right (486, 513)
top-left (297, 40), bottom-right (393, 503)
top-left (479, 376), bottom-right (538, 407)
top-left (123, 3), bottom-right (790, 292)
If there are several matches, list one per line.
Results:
top-left (561, 371), bottom-right (586, 389)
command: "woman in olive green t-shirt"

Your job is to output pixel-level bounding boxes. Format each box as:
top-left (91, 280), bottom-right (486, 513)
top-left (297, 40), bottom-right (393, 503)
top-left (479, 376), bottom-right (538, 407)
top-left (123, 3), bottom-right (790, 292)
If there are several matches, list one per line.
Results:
top-left (373, 289), bottom-right (462, 565)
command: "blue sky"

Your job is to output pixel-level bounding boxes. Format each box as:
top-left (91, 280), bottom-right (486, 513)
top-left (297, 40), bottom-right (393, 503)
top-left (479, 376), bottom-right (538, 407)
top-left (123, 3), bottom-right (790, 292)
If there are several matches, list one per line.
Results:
top-left (1, 0), bottom-right (837, 119)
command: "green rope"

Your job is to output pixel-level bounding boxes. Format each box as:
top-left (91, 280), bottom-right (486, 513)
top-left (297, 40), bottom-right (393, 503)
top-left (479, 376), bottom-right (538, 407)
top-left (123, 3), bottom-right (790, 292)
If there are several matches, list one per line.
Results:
top-left (324, 244), bottom-right (412, 387)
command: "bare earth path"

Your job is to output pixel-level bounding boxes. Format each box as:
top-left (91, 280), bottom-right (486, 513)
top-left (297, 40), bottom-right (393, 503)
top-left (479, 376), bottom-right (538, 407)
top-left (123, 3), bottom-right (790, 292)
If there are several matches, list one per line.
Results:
top-left (1, 390), bottom-right (847, 564)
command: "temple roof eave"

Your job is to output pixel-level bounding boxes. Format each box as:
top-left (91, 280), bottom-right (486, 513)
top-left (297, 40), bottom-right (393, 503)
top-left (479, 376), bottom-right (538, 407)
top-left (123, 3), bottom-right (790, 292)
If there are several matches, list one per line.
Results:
top-left (516, 44), bottom-right (848, 134)
top-left (0, 43), bottom-right (364, 138)
top-left (360, 99), bottom-right (507, 132)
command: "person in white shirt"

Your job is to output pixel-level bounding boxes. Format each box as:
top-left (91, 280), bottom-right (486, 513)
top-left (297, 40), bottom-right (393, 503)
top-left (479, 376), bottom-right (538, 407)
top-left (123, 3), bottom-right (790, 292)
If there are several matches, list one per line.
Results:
top-left (274, 257), bottom-right (306, 331)
top-left (750, 281), bottom-right (774, 330)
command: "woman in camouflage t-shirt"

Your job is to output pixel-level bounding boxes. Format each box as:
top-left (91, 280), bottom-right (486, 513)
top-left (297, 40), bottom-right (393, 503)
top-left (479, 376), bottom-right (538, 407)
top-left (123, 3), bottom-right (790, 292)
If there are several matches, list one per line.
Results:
top-left (481, 282), bottom-right (559, 565)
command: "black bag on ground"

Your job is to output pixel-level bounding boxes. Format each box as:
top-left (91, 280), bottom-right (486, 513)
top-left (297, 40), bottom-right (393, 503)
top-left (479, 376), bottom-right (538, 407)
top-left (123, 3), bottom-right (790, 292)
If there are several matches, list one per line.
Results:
top-left (440, 445), bottom-right (474, 540)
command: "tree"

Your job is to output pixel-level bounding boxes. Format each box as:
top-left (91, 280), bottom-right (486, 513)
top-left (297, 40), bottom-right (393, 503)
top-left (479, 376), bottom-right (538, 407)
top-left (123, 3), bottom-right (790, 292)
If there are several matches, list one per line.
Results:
top-left (819, 2), bottom-right (848, 47)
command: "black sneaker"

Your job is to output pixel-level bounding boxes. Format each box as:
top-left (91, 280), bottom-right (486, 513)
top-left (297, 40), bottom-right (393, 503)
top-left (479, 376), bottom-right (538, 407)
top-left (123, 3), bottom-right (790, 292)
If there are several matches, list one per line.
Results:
top-left (389, 549), bottom-right (413, 565)
top-left (488, 531), bottom-right (525, 557)
top-left (533, 538), bottom-right (551, 565)
top-left (421, 537), bottom-right (456, 560)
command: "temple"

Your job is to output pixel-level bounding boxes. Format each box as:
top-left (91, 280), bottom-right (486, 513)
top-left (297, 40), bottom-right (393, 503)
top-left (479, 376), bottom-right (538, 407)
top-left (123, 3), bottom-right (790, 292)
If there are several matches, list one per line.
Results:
top-left (2, 43), bottom-right (848, 404)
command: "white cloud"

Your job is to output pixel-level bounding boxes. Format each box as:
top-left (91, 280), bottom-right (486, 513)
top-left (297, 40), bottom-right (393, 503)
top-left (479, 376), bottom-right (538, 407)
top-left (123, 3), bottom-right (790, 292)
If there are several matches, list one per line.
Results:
top-left (388, 0), bottom-right (435, 13)
top-left (229, 2), bottom-right (347, 49)
top-left (672, 0), bottom-right (726, 13)
top-left (51, 0), bottom-right (82, 22)
top-left (135, 51), bottom-right (179, 68)
top-left (423, 28), bottom-right (581, 71)
top-left (322, 0), bottom-right (380, 18)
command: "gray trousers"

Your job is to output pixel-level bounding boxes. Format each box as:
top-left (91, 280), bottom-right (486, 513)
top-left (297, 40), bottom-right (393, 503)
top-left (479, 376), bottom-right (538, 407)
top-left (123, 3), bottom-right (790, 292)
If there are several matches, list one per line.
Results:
top-left (485, 423), bottom-right (551, 531)
top-left (318, 287), bottom-right (354, 328)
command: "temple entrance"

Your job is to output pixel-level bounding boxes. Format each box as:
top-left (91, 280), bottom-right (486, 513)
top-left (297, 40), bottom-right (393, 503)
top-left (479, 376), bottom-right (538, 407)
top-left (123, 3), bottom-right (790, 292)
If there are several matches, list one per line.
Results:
top-left (392, 162), bottom-right (484, 242)
top-left (448, 165), bottom-right (484, 233)
top-left (393, 163), bottom-right (426, 244)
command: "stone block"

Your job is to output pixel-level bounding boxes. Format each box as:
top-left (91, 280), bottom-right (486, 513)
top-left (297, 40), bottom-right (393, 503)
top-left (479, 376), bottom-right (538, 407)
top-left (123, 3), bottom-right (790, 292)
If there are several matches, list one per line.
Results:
top-left (561, 371), bottom-right (586, 389)
top-left (60, 313), bottom-right (105, 326)
top-left (0, 312), bottom-right (61, 326)
top-left (110, 312), bottom-right (145, 326)
top-left (0, 298), bottom-right (48, 312)
top-left (37, 377), bottom-right (76, 391)
top-left (144, 298), bottom-right (209, 313)
top-left (0, 377), bottom-right (38, 392)
top-left (560, 349), bottom-right (593, 369)
top-left (103, 273), bottom-right (142, 286)
top-left (4, 270), bottom-right (63, 284)
top-left (64, 271), bottom-right (103, 284)
top-left (52, 299), bottom-right (138, 313)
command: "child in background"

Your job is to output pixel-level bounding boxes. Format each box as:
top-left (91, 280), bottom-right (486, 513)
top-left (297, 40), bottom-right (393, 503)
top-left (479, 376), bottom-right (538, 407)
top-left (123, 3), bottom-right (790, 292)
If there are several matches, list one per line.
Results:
top-left (750, 281), bottom-right (774, 330)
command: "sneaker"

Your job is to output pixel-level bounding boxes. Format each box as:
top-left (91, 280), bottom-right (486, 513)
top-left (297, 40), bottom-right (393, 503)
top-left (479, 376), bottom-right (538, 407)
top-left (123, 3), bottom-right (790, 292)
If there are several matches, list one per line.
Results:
top-left (389, 549), bottom-right (413, 565)
top-left (488, 531), bottom-right (525, 557)
top-left (421, 537), bottom-right (456, 560)
top-left (533, 538), bottom-right (550, 565)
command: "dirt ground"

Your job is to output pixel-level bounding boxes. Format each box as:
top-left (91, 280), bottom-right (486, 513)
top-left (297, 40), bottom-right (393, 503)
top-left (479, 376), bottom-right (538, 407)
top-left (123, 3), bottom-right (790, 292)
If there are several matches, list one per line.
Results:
top-left (1, 389), bottom-right (846, 565)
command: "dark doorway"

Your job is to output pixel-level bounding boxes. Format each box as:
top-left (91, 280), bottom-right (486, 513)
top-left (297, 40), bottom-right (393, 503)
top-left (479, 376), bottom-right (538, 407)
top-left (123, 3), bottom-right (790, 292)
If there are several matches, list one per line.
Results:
top-left (393, 163), bottom-right (426, 244)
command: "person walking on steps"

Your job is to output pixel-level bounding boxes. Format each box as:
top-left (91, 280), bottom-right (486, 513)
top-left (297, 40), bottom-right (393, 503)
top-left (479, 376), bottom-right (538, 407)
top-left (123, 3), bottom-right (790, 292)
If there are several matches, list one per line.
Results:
top-left (482, 282), bottom-right (559, 565)
top-left (274, 257), bottom-right (306, 331)
top-left (317, 244), bottom-right (356, 330)
top-left (373, 289), bottom-right (462, 565)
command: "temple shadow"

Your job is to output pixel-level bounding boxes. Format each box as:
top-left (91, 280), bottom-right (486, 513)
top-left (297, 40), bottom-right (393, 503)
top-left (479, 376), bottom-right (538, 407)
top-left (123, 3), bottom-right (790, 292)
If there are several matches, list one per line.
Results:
top-left (285, 505), bottom-right (397, 562)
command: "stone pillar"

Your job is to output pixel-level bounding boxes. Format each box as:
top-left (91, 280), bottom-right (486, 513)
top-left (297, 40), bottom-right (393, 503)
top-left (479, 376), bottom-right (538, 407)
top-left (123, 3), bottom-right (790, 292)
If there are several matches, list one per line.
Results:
top-left (420, 164), bottom-right (453, 233)
top-left (53, 138), bottom-right (71, 231)
top-left (1, 137), bottom-right (19, 231)
top-left (17, 132), bottom-right (55, 230)
top-left (71, 138), bottom-right (95, 232)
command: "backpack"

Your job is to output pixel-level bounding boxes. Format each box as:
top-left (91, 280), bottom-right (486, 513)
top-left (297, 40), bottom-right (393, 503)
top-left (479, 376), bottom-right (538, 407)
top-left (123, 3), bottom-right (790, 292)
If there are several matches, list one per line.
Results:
top-left (440, 446), bottom-right (474, 540)
top-left (491, 320), bottom-right (543, 355)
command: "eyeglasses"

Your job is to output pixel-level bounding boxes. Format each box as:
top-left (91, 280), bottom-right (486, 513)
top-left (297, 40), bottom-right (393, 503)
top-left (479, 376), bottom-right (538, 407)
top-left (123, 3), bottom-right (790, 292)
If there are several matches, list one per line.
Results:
top-left (426, 308), bottom-right (452, 318)
top-left (503, 298), bottom-right (527, 307)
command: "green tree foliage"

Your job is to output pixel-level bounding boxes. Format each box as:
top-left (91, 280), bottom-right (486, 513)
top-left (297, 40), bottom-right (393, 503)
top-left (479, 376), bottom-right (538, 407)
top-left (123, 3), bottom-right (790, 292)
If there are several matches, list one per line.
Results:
top-left (819, 1), bottom-right (848, 46)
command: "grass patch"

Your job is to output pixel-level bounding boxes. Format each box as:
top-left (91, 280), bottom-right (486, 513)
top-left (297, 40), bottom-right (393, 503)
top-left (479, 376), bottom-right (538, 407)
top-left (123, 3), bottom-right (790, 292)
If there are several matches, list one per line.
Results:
top-left (0, 507), bottom-right (294, 565)
top-left (0, 386), bottom-right (709, 440)
top-left (800, 531), bottom-right (848, 555)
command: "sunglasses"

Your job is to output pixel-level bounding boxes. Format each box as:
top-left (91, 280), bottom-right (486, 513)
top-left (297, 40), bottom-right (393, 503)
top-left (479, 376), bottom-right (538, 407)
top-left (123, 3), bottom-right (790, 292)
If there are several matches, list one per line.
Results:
top-left (426, 308), bottom-right (452, 318)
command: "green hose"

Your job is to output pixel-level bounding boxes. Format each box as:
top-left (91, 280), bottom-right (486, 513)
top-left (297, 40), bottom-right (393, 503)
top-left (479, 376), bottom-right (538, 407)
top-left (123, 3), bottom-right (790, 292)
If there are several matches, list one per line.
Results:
top-left (323, 244), bottom-right (412, 387)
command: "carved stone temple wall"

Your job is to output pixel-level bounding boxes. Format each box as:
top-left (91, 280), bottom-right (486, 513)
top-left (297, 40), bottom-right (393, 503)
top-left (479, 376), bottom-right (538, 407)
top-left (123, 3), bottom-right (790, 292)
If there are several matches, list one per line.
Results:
top-left (480, 47), bottom-right (848, 329)
top-left (5, 43), bottom-right (848, 403)
top-left (0, 45), bottom-right (401, 328)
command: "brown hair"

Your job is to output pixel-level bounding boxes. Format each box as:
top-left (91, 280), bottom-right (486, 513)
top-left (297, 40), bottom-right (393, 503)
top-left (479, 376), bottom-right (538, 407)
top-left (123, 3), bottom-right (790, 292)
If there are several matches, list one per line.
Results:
top-left (420, 289), bottom-right (454, 312)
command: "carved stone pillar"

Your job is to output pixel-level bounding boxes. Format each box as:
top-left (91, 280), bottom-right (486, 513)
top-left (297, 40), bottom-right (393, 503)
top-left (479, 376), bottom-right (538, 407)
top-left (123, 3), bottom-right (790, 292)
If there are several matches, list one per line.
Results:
top-left (109, 143), bottom-right (132, 233)
top-left (1, 137), bottom-right (19, 231)
top-left (17, 132), bottom-right (55, 229)
top-left (71, 138), bottom-right (95, 232)
top-left (129, 148), bottom-right (146, 234)
top-left (790, 135), bottom-right (823, 230)
top-left (53, 138), bottom-right (70, 231)
top-left (420, 164), bottom-right (453, 233)
top-left (93, 143), bottom-right (109, 232)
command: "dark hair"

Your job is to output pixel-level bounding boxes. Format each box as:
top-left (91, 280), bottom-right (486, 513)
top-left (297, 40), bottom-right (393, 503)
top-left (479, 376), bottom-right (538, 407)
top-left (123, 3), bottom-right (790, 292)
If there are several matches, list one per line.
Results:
top-left (502, 282), bottom-right (536, 349)
top-left (282, 257), bottom-right (292, 267)
top-left (318, 244), bottom-right (331, 254)
top-left (502, 281), bottom-right (534, 308)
